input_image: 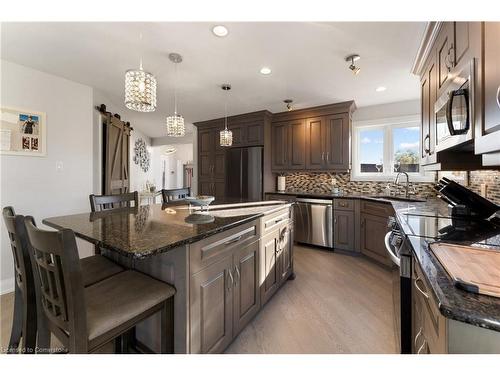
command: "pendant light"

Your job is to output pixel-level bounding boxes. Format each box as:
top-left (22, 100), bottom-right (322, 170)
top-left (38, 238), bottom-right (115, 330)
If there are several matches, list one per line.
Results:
top-left (220, 84), bottom-right (233, 147)
top-left (166, 53), bottom-right (185, 137)
top-left (124, 33), bottom-right (157, 112)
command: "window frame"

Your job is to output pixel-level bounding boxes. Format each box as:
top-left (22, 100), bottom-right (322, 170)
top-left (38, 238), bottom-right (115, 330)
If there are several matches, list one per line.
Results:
top-left (351, 115), bottom-right (434, 182)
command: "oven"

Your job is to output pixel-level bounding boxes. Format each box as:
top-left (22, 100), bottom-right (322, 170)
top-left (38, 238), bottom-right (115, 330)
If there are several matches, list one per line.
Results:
top-left (434, 59), bottom-right (475, 152)
top-left (385, 217), bottom-right (412, 354)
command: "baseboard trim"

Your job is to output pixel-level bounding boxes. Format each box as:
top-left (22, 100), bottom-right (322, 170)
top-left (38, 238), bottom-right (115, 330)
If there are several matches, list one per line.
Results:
top-left (0, 277), bottom-right (15, 295)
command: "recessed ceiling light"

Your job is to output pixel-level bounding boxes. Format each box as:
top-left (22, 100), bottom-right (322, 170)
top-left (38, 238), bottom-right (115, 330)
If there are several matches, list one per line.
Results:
top-left (376, 86), bottom-right (387, 92)
top-left (212, 25), bottom-right (228, 37)
top-left (260, 67), bottom-right (272, 75)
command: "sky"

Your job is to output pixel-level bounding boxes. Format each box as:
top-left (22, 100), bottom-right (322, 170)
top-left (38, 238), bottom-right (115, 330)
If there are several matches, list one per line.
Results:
top-left (359, 126), bottom-right (419, 164)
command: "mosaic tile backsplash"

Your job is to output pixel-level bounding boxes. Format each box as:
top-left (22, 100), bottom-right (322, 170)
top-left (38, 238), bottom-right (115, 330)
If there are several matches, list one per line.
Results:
top-left (279, 170), bottom-right (500, 204)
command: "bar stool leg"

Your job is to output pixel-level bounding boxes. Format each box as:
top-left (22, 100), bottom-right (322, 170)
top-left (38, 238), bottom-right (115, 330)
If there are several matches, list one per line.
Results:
top-left (160, 298), bottom-right (174, 354)
top-left (8, 284), bottom-right (23, 353)
top-left (22, 296), bottom-right (37, 354)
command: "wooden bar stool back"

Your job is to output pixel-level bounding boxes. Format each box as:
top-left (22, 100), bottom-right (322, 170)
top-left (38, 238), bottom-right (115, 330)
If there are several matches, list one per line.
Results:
top-left (24, 218), bottom-right (176, 353)
top-left (89, 191), bottom-right (139, 212)
top-left (2, 207), bottom-right (37, 354)
top-left (161, 187), bottom-right (190, 204)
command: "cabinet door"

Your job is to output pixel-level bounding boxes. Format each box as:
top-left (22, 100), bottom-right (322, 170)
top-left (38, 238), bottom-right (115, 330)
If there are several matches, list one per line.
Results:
top-left (475, 22), bottom-right (500, 155)
top-left (360, 213), bottom-right (392, 267)
top-left (233, 240), bottom-right (260, 335)
top-left (228, 123), bottom-right (244, 147)
top-left (278, 223), bottom-right (293, 283)
top-left (334, 210), bottom-right (355, 251)
top-left (325, 113), bottom-right (349, 170)
top-left (420, 70), bottom-right (430, 162)
top-left (190, 256), bottom-right (233, 354)
top-left (246, 123), bottom-right (264, 146)
top-left (214, 152), bottom-right (226, 180)
top-left (199, 181), bottom-right (213, 196)
top-left (436, 22), bottom-right (455, 96)
top-left (288, 119), bottom-right (306, 169)
top-left (271, 122), bottom-right (288, 170)
top-left (305, 116), bottom-right (326, 169)
top-left (198, 128), bottom-right (215, 154)
top-left (260, 231), bottom-right (280, 305)
top-left (214, 180), bottom-right (225, 200)
top-left (454, 22), bottom-right (470, 68)
top-left (199, 154), bottom-right (213, 180)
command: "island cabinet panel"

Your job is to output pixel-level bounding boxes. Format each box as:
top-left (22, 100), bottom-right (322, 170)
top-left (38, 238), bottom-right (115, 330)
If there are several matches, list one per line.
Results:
top-left (260, 230), bottom-right (281, 305)
top-left (277, 220), bottom-right (293, 283)
top-left (190, 255), bottom-right (234, 354)
top-left (233, 240), bottom-right (260, 335)
top-left (334, 210), bottom-right (355, 251)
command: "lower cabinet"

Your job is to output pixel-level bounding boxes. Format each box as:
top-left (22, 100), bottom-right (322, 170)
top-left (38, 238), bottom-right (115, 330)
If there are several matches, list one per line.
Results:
top-left (360, 211), bottom-right (392, 267)
top-left (333, 210), bottom-right (355, 251)
top-left (190, 255), bottom-right (234, 354)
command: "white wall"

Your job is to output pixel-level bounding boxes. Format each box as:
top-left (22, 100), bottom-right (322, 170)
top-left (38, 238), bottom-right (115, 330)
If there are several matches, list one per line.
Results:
top-left (151, 143), bottom-right (193, 191)
top-left (353, 99), bottom-right (420, 121)
top-left (1, 61), bottom-right (94, 293)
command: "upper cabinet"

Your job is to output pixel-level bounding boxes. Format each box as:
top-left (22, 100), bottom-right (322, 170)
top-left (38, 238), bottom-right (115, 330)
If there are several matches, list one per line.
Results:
top-left (475, 22), bottom-right (500, 156)
top-left (271, 102), bottom-right (354, 172)
top-left (413, 21), bottom-right (500, 168)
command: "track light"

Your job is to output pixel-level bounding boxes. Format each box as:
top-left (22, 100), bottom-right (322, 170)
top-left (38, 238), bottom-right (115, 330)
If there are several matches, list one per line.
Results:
top-left (345, 54), bottom-right (361, 75)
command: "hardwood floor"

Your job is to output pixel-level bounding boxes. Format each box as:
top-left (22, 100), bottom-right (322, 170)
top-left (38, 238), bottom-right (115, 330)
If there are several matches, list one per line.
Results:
top-left (0, 245), bottom-right (397, 354)
top-left (225, 245), bottom-right (397, 354)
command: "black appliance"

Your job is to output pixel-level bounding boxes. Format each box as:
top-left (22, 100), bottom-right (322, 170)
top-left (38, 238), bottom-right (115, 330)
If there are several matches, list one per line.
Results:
top-left (435, 177), bottom-right (499, 218)
top-left (385, 217), bottom-right (412, 354)
top-left (225, 147), bottom-right (263, 201)
top-left (434, 59), bottom-right (475, 150)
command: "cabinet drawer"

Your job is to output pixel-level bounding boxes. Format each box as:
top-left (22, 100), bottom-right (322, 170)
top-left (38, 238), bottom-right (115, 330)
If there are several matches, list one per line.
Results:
top-left (360, 200), bottom-right (394, 217)
top-left (333, 198), bottom-right (354, 211)
top-left (265, 194), bottom-right (296, 202)
top-left (414, 261), bottom-right (447, 353)
top-left (262, 208), bottom-right (291, 235)
top-left (190, 221), bottom-right (259, 274)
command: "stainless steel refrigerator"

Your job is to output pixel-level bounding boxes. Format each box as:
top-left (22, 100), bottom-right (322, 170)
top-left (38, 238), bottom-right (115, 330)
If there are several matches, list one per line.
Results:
top-left (226, 147), bottom-right (263, 201)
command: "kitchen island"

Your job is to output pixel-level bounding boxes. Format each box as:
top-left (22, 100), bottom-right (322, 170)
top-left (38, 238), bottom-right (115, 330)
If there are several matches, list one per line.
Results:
top-left (43, 200), bottom-right (294, 353)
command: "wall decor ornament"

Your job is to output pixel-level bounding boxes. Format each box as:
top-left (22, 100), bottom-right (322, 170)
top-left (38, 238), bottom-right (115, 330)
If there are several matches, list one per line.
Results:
top-left (133, 138), bottom-right (151, 172)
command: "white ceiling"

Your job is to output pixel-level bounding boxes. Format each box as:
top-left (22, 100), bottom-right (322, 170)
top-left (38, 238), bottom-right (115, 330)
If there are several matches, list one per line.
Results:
top-left (1, 22), bottom-right (425, 138)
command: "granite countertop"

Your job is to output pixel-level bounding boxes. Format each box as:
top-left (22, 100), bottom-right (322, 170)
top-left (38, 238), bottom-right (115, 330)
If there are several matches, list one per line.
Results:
top-left (43, 201), bottom-right (291, 259)
top-left (391, 198), bottom-right (500, 332)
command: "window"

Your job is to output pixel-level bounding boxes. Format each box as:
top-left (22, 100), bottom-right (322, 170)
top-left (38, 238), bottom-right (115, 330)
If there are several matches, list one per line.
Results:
top-left (352, 115), bottom-right (433, 182)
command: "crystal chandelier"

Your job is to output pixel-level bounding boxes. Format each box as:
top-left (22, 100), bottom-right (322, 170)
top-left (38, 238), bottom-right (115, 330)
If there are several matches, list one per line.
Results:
top-left (125, 58), bottom-right (157, 112)
top-left (220, 84), bottom-right (233, 147)
top-left (166, 53), bottom-right (185, 137)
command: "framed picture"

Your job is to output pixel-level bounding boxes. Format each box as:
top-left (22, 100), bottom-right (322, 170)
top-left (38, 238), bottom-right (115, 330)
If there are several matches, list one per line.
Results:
top-left (0, 107), bottom-right (47, 156)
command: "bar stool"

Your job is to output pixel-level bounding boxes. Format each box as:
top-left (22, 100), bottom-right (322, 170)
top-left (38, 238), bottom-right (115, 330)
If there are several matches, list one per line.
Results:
top-left (2, 207), bottom-right (124, 353)
top-left (24, 217), bottom-right (176, 353)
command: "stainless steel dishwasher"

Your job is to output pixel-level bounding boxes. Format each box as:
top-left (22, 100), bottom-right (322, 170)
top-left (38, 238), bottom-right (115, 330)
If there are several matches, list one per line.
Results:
top-left (294, 198), bottom-right (333, 248)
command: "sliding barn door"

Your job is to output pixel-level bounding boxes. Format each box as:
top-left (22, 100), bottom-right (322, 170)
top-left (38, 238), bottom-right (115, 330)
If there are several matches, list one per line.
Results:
top-left (100, 108), bottom-right (131, 195)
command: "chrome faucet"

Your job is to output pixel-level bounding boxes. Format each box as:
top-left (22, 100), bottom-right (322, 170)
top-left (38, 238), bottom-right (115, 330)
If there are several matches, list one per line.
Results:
top-left (394, 172), bottom-right (410, 198)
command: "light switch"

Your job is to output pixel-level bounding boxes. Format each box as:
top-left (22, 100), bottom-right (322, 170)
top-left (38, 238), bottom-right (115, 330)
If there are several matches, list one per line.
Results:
top-left (56, 161), bottom-right (64, 172)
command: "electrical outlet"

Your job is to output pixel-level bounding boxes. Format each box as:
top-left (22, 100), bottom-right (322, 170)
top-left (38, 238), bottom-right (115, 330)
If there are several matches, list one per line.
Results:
top-left (480, 183), bottom-right (488, 197)
top-left (56, 161), bottom-right (64, 172)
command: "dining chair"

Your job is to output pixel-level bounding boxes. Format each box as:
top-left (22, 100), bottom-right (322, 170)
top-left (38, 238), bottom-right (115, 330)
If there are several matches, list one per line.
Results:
top-left (89, 191), bottom-right (139, 212)
top-left (2, 206), bottom-right (124, 353)
top-left (161, 187), bottom-right (190, 204)
top-left (24, 217), bottom-right (176, 353)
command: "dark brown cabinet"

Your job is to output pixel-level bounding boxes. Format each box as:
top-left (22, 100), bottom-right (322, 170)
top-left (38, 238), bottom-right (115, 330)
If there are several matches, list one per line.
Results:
top-left (436, 22), bottom-right (455, 97)
top-left (334, 210), bottom-right (355, 251)
top-left (190, 255), bottom-right (234, 354)
top-left (233, 240), bottom-right (260, 336)
top-left (475, 22), bottom-right (500, 155)
top-left (272, 103), bottom-right (354, 172)
top-left (420, 56), bottom-right (438, 167)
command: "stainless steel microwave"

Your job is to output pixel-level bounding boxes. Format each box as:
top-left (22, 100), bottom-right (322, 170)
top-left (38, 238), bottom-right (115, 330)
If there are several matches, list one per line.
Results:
top-left (434, 59), bottom-right (475, 151)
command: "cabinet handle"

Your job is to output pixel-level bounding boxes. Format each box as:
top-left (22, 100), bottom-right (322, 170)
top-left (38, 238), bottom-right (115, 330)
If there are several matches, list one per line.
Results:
top-left (234, 265), bottom-right (240, 284)
top-left (321, 152), bottom-right (325, 161)
top-left (361, 218), bottom-right (365, 228)
top-left (414, 277), bottom-right (429, 299)
top-left (334, 218), bottom-right (337, 224)
top-left (326, 152), bottom-right (329, 162)
top-left (496, 85), bottom-right (500, 110)
top-left (423, 134), bottom-right (430, 154)
top-left (227, 268), bottom-right (234, 291)
top-left (224, 235), bottom-right (242, 245)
